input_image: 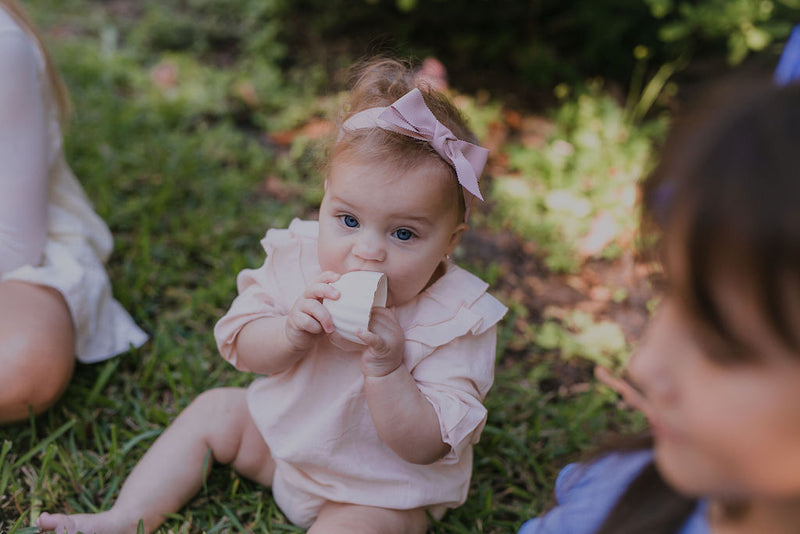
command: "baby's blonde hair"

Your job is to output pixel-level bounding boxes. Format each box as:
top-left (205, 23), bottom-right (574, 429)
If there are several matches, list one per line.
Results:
top-left (1, 0), bottom-right (71, 123)
top-left (332, 58), bottom-right (481, 221)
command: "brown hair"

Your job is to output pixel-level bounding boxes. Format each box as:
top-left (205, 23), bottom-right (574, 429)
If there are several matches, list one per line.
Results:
top-left (642, 78), bottom-right (800, 361)
top-left (1, 0), bottom-right (71, 122)
top-left (594, 78), bottom-right (800, 533)
top-left (331, 57), bottom-right (482, 221)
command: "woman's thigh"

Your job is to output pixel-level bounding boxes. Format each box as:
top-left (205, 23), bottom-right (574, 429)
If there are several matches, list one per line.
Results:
top-left (0, 280), bottom-right (75, 422)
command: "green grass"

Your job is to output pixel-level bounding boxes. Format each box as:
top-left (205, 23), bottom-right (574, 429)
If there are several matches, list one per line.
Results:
top-left (0, 1), bottom-right (648, 532)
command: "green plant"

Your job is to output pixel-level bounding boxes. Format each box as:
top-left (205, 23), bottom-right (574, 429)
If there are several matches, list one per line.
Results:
top-left (490, 84), bottom-right (664, 273)
top-left (535, 311), bottom-right (630, 371)
top-left (646, 0), bottom-right (800, 64)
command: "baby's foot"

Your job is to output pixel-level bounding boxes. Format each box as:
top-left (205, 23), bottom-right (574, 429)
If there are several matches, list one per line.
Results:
top-left (37, 511), bottom-right (143, 534)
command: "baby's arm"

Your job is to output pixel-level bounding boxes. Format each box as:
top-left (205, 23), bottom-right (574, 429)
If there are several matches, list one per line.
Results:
top-left (359, 308), bottom-right (450, 465)
top-left (0, 29), bottom-right (49, 274)
top-left (229, 271), bottom-right (340, 375)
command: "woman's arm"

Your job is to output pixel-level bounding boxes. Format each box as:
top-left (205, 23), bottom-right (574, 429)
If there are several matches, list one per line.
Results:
top-left (0, 28), bottom-right (49, 274)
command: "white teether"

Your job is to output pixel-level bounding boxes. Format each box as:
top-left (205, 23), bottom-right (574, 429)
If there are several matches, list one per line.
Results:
top-left (323, 271), bottom-right (387, 344)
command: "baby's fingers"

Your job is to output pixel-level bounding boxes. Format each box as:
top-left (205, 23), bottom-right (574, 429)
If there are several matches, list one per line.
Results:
top-left (317, 270), bottom-right (341, 284)
top-left (303, 280), bottom-right (340, 302)
top-left (356, 329), bottom-right (390, 355)
top-left (291, 299), bottom-right (335, 334)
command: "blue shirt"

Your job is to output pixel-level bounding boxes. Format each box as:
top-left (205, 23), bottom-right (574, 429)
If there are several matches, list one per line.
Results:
top-left (518, 451), bottom-right (710, 534)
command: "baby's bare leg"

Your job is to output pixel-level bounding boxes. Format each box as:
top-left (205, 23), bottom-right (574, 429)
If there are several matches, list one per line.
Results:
top-left (37, 387), bottom-right (274, 534)
top-left (308, 502), bottom-right (428, 534)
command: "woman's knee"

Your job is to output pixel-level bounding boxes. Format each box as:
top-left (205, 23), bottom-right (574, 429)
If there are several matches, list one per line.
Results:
top-left (0, 337), bottom-right (74, 420)
top-left (0, 282), bottom-right (75, 421)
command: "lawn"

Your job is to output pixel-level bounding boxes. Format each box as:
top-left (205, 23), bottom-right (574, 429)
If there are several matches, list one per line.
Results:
top-left (0, 1), bottom-right (652, 532)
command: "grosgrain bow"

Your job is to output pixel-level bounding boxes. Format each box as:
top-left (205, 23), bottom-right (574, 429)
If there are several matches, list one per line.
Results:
top-left (342, 88), bottom-right (488, 200)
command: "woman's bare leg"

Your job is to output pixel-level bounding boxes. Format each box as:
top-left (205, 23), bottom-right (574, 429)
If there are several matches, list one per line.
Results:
top-left (37, 387), bottom-right (275, 534)
top-left (308, 502), bottom-right (428, 534)
top-left (0, 280), bottom-right (74, 423)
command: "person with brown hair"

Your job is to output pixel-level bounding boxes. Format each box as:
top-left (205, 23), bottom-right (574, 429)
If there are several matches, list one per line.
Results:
top-left (518, 63), bottom-right (800, 534)
top-left (38, 57), bottom-right (507, 534)
top-left (0, 0), bottom-right (147, 424)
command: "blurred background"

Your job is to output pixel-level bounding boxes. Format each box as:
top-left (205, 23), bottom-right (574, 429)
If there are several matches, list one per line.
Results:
top-left (1, 0), bottom-right (798, 532)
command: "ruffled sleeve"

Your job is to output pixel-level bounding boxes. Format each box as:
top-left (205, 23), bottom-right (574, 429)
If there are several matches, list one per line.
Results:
top-left (397, 264), bottom-right (508, 463)
top-left (517, 451), bottom-right (654, 534)
top-left (214, 219), bottom-right (321, 368)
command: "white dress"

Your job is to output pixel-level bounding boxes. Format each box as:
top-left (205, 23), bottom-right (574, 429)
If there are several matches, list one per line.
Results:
top-left (0, 7), bottom-right (147, 362)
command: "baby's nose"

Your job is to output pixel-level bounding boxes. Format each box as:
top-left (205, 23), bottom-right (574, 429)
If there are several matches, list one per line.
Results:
top-left (353, 232), bottom-right (386, 262)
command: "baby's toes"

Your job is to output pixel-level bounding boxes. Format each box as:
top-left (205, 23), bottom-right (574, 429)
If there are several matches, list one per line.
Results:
top-left (36, 512), bottom-right (76, 534)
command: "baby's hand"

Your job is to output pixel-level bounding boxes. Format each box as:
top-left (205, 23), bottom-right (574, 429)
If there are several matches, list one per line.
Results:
top-left (356, 307), bottom-right (405, 377)
top-left (285, 271), bottom-right (340, 352)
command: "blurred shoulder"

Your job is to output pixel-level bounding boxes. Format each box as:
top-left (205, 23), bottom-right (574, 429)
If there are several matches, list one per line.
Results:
top-left (518, 450), bottom-right (653, 534)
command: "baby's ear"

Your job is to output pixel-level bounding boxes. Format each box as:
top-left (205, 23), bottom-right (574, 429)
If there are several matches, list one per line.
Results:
top-left (445, 222), bottom-right (468, 256)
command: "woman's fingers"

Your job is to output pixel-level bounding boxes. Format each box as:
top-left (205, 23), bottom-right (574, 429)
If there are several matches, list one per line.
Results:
top-left (595, 366), bottom-right (650, 414)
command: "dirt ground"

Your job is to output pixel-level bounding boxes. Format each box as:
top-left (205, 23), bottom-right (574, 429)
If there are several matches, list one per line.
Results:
top-left (460, 221), bottom-right (656, 387)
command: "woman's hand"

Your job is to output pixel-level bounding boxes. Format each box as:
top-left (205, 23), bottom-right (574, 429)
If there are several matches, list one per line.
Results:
top-left (595, 365), bottom-right (652, 419)
top-left (357, 307), bottom-right (405, 377)
top-left (285, 271), bottom-right (340, 352)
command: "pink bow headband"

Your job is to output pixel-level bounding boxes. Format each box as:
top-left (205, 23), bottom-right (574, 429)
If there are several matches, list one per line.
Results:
top-left (340, 88), bottom-right (489, 202)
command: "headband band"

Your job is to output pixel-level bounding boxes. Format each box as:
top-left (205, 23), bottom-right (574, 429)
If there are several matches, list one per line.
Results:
top-left (341, 88), bottom-right (489, 202)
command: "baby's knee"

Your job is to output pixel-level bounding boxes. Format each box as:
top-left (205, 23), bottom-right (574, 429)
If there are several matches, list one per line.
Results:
top-left (188, 387), bottom-right (247, 416)
top-left (181, 388), bottom-right (254, 463)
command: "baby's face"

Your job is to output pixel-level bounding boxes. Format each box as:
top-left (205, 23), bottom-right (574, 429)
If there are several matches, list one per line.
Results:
top-left (317, 155), bottom-right (466, 307)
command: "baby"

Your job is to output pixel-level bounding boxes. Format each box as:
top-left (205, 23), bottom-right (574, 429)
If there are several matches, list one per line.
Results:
top-left (38, 58), bottom-right (507, 533)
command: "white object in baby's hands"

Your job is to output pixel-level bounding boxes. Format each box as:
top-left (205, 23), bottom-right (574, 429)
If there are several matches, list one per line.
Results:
top-left (323, 271), bottom-right (387, 344)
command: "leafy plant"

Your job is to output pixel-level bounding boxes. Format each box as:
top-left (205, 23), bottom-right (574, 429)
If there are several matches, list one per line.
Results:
top-left (490, 84), bottom-right (665, 272)
top-left (535, 311), bottom-right (630, 371)
top-left (646, 0), bottom-right (800, 64)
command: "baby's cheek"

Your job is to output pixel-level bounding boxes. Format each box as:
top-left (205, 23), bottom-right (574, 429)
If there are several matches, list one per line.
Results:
top-left (317, 245), bottom-right (344, 274)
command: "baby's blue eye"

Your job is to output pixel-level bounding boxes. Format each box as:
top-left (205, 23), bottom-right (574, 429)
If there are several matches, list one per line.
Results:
top-left (342, 215), bottom-right (359, 228)
top-left (394, 228), bottom-right (414, 241)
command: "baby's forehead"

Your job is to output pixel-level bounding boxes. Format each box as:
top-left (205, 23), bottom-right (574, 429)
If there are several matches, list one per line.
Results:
top-left (330, 150), bottom-right (455, 188)
top-left (325, 160), bottom-right (460, 219)
top-left (331, 143), bottom-right (450, 173)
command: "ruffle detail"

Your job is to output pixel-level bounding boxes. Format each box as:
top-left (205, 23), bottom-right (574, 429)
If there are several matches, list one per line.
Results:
top-left (399, 264), bottom-right (507, 356)
top-left (214, 219), bottom-right (321, 368)
top-left (399, 265), bottom-right (507, 463)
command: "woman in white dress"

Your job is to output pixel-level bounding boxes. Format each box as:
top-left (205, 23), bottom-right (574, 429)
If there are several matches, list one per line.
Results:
top-left (0, 0), bottom-right (147, 423)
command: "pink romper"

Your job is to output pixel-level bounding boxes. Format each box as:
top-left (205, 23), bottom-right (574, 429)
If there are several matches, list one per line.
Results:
top-left (214, 219), bottom-right (507, 527)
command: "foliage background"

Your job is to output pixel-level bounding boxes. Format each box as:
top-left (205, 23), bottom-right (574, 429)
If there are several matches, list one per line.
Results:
top-left (0, 0), bottom-right (797, 532)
